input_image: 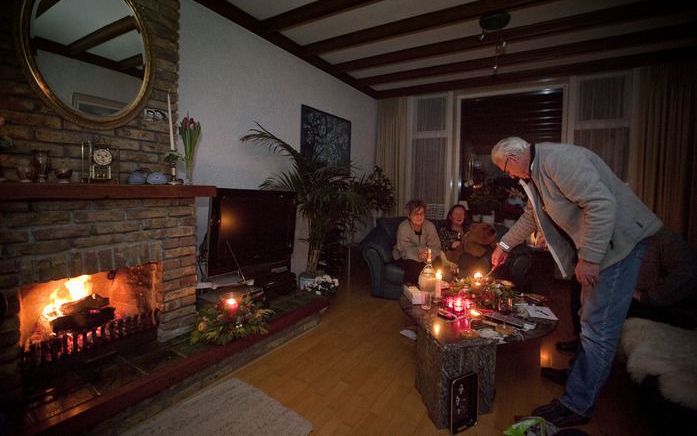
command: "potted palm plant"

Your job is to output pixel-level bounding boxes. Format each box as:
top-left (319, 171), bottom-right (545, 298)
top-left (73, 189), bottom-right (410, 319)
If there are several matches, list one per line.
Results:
top-left (241, 124), bottom-right (389, 276)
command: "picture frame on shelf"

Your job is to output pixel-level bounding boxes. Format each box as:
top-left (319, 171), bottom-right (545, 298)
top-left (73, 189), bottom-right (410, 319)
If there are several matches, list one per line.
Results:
top-left (72, 93), bottom-right (125, 116)
top-left (300, 105), bottom-right (351, 169)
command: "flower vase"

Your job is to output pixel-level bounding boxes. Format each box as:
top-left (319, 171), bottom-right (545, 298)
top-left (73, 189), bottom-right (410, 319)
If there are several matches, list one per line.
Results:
top-left (183, 159), bottom-right (194, 185)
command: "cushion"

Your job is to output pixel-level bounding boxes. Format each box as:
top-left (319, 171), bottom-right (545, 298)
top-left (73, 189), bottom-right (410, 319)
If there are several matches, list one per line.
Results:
top-left (621, 317), bottom-right (697, 409)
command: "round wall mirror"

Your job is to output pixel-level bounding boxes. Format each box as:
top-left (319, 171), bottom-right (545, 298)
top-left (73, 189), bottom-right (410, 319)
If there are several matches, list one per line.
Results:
top-left (16, 0), bottom-right (153, 129)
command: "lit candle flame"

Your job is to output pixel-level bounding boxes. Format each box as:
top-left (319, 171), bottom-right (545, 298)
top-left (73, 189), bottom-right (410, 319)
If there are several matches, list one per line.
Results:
top-left (225, 297), bottom-right (238, 309)
top-left (473, 272), bottom-right (483, 279)
top-left (469, 309), bottom-right (481, 317)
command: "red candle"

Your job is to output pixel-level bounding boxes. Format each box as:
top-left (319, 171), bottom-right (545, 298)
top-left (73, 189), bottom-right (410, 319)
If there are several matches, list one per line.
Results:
top-left (454, 297), bottom-right (464, 312)
top-left (224, 297), bottom-right (239, 315)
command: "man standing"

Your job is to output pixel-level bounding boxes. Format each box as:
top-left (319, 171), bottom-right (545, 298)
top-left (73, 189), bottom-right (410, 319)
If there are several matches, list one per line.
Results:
top-left (490, 137), bottom-right (662, 427)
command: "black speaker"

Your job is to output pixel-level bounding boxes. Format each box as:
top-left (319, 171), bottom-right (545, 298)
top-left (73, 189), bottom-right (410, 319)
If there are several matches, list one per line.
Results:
top-left (450, 372), bottom-right (478, 434)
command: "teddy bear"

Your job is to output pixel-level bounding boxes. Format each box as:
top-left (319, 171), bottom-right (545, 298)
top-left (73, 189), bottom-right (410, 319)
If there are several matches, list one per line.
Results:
top-left (447, 222), bottom-right (498, 277)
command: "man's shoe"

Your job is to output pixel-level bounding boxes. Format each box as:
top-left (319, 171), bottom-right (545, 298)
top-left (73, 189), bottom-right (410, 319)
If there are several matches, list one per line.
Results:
top-left (541, 367), bottom-right (568, 385)
top-left (555, 339), bottom-right (579, 353)
top-left (531, 399), bottom-right (589, 427)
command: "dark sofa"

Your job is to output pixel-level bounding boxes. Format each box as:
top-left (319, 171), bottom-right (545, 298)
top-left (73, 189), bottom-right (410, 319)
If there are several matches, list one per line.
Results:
top-left (359, 217), bottom-right (534, 299)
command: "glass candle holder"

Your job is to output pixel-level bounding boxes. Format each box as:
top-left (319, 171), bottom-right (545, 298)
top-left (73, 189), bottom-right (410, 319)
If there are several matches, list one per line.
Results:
top-left (32, 150), bottom-right (49, 182)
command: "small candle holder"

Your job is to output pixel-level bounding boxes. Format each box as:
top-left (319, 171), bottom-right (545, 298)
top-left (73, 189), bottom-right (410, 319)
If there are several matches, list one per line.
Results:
top-left (168, 162), bottom-right (182, 185)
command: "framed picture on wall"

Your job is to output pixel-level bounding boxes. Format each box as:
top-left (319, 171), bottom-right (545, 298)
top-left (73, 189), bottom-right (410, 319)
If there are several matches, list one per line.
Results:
top-left (300, 105), bottom-right (351, 168)
top-left (72, 93), bottom-right (126, 116)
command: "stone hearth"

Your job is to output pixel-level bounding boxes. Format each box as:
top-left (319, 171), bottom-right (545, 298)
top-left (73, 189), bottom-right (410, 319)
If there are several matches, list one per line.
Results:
top-left (0, 183), bottom-right (215, 405)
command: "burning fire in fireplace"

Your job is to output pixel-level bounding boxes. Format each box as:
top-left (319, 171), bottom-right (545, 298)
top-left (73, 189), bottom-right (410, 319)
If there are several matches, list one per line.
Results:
top-left (42, 275), bottom-right (92, 320)
top-left (18, 265), bottom-right (160, 367)
top-left (35, 274), bottom-right (116, 343)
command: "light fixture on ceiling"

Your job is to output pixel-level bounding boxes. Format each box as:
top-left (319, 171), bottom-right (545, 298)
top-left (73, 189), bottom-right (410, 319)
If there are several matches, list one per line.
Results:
top-left (479, 11), bottom-right (511, 73)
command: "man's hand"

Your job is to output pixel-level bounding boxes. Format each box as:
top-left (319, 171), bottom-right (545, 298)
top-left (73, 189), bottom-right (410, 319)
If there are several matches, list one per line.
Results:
top-left (533, 232), bottom-right (547, 249)
top-left (491, 246), bottom-right (509, 268)
top-left (576, 258), bottom-right (600, 287)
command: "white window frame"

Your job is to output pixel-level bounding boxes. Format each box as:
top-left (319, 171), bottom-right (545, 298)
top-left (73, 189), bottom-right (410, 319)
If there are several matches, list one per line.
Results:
top-left (406, 92), bottom-right (454, 209)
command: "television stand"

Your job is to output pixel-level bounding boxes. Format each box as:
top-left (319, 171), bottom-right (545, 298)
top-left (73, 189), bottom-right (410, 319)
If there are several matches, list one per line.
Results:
top-left (197, 285), bottom-right (266, 309)
top-left (199, 272), bottom-right (245, 290)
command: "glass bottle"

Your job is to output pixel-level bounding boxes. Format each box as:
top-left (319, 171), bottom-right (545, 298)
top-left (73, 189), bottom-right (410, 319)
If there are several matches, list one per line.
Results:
top-left (418, 248), bottom-right (436, 294)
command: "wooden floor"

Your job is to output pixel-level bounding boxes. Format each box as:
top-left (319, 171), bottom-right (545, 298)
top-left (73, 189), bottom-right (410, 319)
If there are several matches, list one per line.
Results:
top-left (232, 267), bottom-right (653, 435)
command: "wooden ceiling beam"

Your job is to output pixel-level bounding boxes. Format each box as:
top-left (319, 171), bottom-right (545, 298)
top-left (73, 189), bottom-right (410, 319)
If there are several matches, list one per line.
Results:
top-left (375, 46), bottom-right (697, 98)
top-left (118, 54), bottom-right (144, 70)
top-left (360, 22), bottom-right (697, 85)
top-left (36, 0), bottom-right (61, 18)
top-left (261, 0), bottom-right (381, 32)
top-left (68, 16), bottom-right (138, 56)
top-left (34, 37), bottom-right (143, 79)
top-left (336, 1), bottom-right (693, 72)
top-left (193, 0), bottom-right (377, 98)
top-left (301, 0), bottom-right (552, 55)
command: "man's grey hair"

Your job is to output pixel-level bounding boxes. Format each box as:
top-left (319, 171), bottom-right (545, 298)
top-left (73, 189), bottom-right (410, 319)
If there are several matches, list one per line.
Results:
top-left (491, 137), bottom-right (530, 164)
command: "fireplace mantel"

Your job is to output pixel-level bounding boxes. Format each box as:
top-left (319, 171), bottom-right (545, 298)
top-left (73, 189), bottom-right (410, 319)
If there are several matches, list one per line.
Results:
top-left (0, 183), bottom-right (217, 200)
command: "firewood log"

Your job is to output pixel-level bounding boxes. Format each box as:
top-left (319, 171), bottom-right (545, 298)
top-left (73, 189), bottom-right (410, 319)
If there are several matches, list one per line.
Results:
top-left (59, 294), bottom-right (110, 316)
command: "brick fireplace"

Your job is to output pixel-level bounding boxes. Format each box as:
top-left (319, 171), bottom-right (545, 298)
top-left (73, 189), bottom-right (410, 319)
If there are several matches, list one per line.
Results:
top-left (0, 183), bottom-right (215, 405)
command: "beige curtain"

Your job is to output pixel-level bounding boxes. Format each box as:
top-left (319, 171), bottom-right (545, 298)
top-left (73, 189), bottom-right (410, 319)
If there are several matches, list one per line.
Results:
top-left (376, 97), bottom-right (408, 215)
top-left (634, 60), bottom-right (697, 248)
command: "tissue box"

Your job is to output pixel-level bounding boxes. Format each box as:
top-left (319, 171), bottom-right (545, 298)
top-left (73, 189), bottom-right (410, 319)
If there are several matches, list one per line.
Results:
top-left (403, 285), bottom-right (425, 304)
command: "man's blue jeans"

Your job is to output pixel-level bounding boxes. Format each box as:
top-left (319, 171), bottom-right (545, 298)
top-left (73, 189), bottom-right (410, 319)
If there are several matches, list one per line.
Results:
top-left (560, 238), bottom-right (649, 416)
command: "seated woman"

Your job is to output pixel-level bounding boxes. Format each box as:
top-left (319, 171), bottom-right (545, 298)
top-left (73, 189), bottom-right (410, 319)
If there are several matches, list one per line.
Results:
top-left (392, 199), bottom-right (442, 285)
top-left (438, 204), bottom-right (469, 265)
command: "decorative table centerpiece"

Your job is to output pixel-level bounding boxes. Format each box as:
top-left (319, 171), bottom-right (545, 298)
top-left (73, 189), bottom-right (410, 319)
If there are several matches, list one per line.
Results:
top-left (191, 294), bottom-right (273, 346)
top-left (437, 271), bottom-right (518, 339)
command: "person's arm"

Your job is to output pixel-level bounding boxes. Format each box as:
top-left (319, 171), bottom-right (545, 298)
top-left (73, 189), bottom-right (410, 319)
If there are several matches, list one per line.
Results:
top-left (499, 199), bottom-right (537, 252)
top-left (438, 225), bottom-right (453, 252)
top-left (439, 225), bottom-right (461, 251)
top-left (394, 221), bottom-right (420, 261)
top-left (544, 150), bottom-right (615, 286)
top-left (545, 150), bottom-right (615, 266)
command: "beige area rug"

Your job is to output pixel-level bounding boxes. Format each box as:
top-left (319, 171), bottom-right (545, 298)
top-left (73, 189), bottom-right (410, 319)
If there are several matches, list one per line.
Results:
top-left (122, 377), bottom-right (313, 436)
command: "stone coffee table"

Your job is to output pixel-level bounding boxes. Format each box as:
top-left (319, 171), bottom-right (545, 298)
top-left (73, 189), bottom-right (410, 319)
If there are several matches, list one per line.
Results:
top-left (400, 295), bottom-right (557, 429)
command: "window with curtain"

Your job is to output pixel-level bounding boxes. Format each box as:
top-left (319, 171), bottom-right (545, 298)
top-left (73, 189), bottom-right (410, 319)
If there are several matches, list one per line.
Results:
top-left (571, 73), bottom-right (631, 180)
top-left (408, 94), bottom-right (450, 220)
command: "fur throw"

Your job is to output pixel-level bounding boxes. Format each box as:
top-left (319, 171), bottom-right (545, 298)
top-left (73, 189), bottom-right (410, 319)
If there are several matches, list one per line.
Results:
top-left (621, 317), bottom-right (697, 409)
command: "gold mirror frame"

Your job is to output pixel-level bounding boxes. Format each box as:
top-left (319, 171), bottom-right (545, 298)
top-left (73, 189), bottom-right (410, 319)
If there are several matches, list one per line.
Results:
top-left (15, 0), bottom-right (153, 130)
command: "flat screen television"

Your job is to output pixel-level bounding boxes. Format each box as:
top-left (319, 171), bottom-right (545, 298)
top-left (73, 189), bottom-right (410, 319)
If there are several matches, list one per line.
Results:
top-left (206, 188), bottom-right (297, 279)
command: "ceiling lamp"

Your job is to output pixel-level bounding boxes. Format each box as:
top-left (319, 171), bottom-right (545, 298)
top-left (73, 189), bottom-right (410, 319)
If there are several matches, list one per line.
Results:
top-left (479, 11), bottom-right (511, 72)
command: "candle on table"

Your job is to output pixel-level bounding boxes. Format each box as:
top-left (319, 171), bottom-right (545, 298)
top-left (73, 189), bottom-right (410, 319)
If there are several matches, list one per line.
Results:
top-left (454, 297), bottom-right (463, 312)
top-left (167, 92), bottom-right (175, 151)
top-left (473, 271), bottom-right (482, 288)
top-left (224, 297), bottom-right (239, 315)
